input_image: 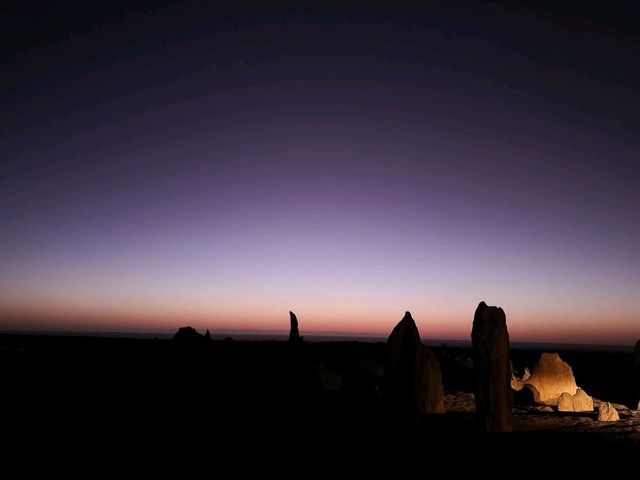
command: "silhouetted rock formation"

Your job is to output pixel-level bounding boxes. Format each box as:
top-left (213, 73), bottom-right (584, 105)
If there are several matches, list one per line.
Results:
top-left (385, 311), bottom-right (422, 417)
top-left (635, 340), bottom-right (640, 367)
top-left (557, 388), bottom-right (594, 412)
top-left (416, 345), bottom-right (446, 413)
top-left (471, 301), bottom-right (512, 432)
top-left (384, 311), bottom-right (446, 418)
top-left (288, 311), bottom-right (302, 343)
top-left (598, 402), bottom-right (620, 421)
top-left (204, 330), bottom-right (212, 341)
top-left (525, 353), bottom-right (577, 405)
top-left (172, 326), bottom-right (204, 343)
top-left (281, 311), bottom-right (322, 409)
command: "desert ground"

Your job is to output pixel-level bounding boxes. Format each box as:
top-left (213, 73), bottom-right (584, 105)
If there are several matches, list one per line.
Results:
top-left (3, 331), bottom-right (638, 457)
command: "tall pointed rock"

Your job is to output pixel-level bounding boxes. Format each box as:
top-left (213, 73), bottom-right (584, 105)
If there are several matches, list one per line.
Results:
top-left (471, 301), bottom-right (512, 432)
top-left (288, 310), bottom-right (302, 343)
top-left (385, 312), bottom-right (421, 416)
top-left (385, 311), bottom-right (445, 416)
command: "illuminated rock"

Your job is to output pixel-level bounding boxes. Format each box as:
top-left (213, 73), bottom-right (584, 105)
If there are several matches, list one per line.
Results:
top-left (557, 388), bottom-right (593, 412)
top-left (472, 301), bottom-right (512, 432)
top-left (288, 311), bottom-right (302, 343)
top-left (416, 345), bottom-right (446, 413)
top-left (525, 353), bottom-right (578, 405)
top-left (598, 402), bottom-right (620, 421)
top-left (511, 366), bottom-right (531, 391)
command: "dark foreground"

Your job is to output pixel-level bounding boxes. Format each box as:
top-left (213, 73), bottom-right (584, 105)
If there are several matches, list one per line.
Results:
top-left (2, 334), bottom-right (638, 460)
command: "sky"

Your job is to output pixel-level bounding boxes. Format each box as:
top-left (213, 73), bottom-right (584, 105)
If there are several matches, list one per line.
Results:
top-left (1, 1), bottom-right (639, 344)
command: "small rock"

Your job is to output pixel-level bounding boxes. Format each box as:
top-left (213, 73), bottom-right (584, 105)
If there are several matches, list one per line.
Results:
top-left (598, 402), bottom-right (620, 421)
top-left (557, 388), bottom-right (594, 412)
top-left (533, 405), bottom-right (554, 413)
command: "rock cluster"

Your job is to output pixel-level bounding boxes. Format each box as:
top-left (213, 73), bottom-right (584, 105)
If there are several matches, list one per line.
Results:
top-left (557, 388), bottom-right (593, 412)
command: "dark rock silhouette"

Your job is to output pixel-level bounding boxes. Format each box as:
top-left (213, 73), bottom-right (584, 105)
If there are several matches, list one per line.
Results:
top-left (385, 311), bottom-right (422, 416)
top-left (172, 326), bottom-right (204, 343)
top-left (288, 310), bottom-right (302, 343)
top-left (416, 345), bottom-right (446, 413)
top-left (384, 311), bottom-right (445, 417)
top-left (635, 340), bottom-right (640, 367)
top-left (471, 301), bottom-right (513, 432)
top-left (282, 311), bottom-right (323, 411)
top-left (204, 330), bottom-right (212, 341)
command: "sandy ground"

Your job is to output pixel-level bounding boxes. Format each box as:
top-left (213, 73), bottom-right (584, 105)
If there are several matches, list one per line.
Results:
top-left (445, 391), bottom-right (640, 444)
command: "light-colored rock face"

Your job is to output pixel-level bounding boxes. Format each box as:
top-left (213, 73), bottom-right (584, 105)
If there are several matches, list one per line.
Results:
top-left (557, 392), bottom-right (572, 411)
top-left (511, 367), bottom-right (532, 391)
top-left (525, 353), bottom-right (578, 405)
top-left (511, 373), bottom-right (523, 391)
top-left (598, 402), bottom-right (620, 421)
top-left (557, 388), bottom-right (594, 412)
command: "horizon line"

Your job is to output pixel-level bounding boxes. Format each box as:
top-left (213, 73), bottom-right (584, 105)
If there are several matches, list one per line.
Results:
top-left (0, 327), bottom-right (635, 348)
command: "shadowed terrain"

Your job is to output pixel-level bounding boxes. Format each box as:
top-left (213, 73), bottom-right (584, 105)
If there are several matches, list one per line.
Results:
top-left (2, 332), bottom-right (638, 456)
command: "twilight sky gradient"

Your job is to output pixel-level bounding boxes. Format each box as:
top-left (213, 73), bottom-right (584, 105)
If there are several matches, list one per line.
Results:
top-left (1, 1), bottom-right (639, 343)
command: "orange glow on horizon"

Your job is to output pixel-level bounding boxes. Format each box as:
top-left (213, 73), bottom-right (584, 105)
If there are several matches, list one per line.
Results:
top-left (0, 300), bottom-right (637, 346)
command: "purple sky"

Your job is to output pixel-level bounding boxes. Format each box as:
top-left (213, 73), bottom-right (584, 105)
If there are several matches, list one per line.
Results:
top-left (1, 1), bottom-right (639, 343)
